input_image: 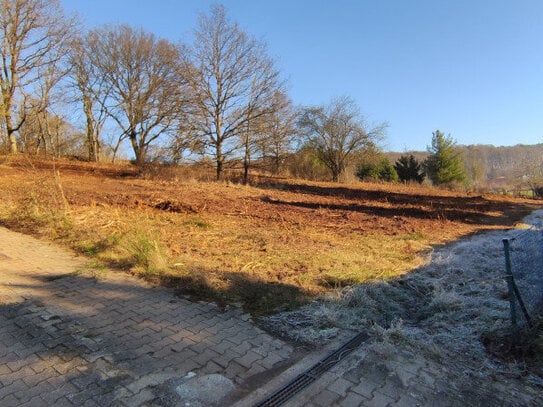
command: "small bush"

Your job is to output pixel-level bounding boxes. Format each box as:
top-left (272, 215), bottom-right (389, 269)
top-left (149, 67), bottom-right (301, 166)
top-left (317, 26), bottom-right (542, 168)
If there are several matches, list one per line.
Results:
top-left (356, 158), bottom-right (399, 182)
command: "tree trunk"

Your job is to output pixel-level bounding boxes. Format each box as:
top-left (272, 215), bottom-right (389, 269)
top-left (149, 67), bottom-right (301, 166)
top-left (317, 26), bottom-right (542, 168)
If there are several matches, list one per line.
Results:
top-left (242, 135), bottom-right (250, 185)
top-left (129, 130), bottom-right (145, 166)
top-left (8, 131), bottom-right (18, 154)
top-left (83, 95), bottom-right (99, 161)
top-left (273, 146), bottom-right (280, 175)
top-left (90, 137), bottom-right (100, 162)
top-left (216, 151), bottom-right (223, 181)
top-left (5, 112), bottom-right (18, 154)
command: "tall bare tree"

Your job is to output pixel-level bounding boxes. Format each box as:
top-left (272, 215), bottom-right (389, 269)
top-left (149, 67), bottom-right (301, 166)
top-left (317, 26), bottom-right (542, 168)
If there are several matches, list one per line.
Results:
top-left (29, 28), bottom-right (74, 157)
top-left (0, 0), bottom-right (73, 153)
top-left (184, 4), bottom-right (281, 180)
top-left (298, 96), bottom-right (385, 182)
top-left (239, 74), bottom-right (286, 184)
top-left (255, 91), bottom-right (298, 175)
top-left (68, 34), bottom-right (109, 161)
top-left (87, 25), bottom-right (188, 166)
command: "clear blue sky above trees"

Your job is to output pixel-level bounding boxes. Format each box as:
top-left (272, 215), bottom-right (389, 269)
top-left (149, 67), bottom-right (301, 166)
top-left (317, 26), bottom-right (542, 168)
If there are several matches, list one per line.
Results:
top-left (61, 0), bottom-right (543, 152)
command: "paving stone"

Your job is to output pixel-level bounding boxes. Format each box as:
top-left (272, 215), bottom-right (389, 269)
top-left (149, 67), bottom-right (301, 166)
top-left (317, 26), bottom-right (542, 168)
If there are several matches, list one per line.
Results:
top-left (170, 338), bottom-right (196, 353)
top-left (0, 364), bottom-right (12, 375)
top-left (2, 352), bottom-right (20, 364)
top-left (341, 392), bottom-right (369, 407)
top-left (82, 398), bottom-right (102, 407)
top-left (228, 331), bottom-right (252, 345)
top-left (225, 361), bottom-right (248, 382)
top-left (232, 339), bottom-right (253, 355)
top-left (53, 396), bottom-right (79, 407)
top-left (170, 357), bottom-right (201, 374)
top-left (236, 350), bottom-right (263, 368)
top-left (0, 378), bottom-right (30, 398)
top-left (393, 393), bottom-right (424, 406)
top-left (120, 388), bottom-right (155, 406)
top-left (213, 338), bottom-right (241, 355)
top-left (18, 395), bottom-right (50, 407)
top-left (244, 362), bottom-right (267, 377)
top-left (192, 348), bottom-right (219, 366)
top-left (365, 390), bottom-right (397, 407)
top-left (15, 378), bottom-right (53, 402)
top-left (328, 377), bottom-right (354, 397)
top-left (310, 389), bottom-right (342, 406)
top-left (213, 353), bottom-right (237, 368)
top-left (346, 378), bottom-right (377, 400)
top-left (200, 360), bottom-right (224, 375)
top-left (0, 394), bottom-right (22, 407)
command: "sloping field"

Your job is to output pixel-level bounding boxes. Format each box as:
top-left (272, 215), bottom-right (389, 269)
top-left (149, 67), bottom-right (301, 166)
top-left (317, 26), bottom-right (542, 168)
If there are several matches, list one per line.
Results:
top-left (0, 156), bottom-right (539, 315)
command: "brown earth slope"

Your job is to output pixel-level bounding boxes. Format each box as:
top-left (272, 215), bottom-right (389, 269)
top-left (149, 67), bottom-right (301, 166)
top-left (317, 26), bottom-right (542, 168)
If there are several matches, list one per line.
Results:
top-left (0, 156), bottom-right (540, 314)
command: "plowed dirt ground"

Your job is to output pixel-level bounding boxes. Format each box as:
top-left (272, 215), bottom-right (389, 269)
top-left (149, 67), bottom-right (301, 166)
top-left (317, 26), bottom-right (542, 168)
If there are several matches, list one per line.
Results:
top-left (0, 156), bottom-right (540, 314)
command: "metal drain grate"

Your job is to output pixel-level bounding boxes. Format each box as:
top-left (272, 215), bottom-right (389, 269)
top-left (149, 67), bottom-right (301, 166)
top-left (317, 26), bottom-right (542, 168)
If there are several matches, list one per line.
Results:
top-left (254, 331), bottom-right (368, 407)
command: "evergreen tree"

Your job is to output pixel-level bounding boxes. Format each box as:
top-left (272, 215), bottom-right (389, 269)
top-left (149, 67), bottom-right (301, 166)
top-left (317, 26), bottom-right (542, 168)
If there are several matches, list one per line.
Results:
top-left (424, 130), bottom-right (466, 185)
top-left (394, 154), bottom-right (425, 183)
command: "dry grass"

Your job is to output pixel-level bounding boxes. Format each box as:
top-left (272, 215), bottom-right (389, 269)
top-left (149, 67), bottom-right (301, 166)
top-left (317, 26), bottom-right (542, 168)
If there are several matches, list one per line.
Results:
top-left (0, 156), bottom-right (539, 315)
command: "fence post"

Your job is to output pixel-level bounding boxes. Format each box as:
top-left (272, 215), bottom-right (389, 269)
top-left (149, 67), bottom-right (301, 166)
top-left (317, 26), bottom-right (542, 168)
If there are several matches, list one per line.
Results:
top-left (502, 238), bottom-right (517, 328)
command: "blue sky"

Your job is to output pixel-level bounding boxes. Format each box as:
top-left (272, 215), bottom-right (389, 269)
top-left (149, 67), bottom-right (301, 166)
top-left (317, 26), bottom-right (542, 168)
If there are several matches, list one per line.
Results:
top-left (61, 0), bottom-right (543, 152)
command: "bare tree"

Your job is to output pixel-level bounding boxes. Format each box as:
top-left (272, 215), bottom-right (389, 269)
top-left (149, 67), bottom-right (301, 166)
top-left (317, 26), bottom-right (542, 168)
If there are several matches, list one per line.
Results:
top-left (29, 29), bottom-right (74, 157)
top-left (239, 74), bottom-right (285, 184)
top-left (87, 25), bottom-right (188, 166)
top-left (255, 91), bottom-right (298, 175)
top-left (68, 34), bottom-right (109, 161)
top-left (184, 5), bottom-right (281, 180)
top-left (19, 101), bottom-right (84, 157)
top-left (298, 96), bottom-right (385, 182)
top-left (0, 0), bottom-right (73, 153)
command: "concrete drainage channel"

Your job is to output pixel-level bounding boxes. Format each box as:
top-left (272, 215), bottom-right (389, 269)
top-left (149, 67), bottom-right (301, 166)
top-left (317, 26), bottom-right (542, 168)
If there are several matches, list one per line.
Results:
top-left (252, 331), bottom-right (369, 407)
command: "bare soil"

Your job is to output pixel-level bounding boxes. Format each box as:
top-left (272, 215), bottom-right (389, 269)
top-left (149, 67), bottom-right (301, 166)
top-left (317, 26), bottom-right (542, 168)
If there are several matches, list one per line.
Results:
top-left (0, 156), bottom-right (540, 315)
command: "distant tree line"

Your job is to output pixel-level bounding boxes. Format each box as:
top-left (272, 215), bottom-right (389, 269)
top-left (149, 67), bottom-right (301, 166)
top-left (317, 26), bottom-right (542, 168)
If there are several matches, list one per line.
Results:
top-left (384, 140), bottom-right (543, 192)
top-left (1, 1), bottom-right (540, 190)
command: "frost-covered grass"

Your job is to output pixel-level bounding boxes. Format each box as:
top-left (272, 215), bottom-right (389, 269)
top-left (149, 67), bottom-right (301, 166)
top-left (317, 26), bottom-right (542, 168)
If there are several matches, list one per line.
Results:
top-left (262, 210), bottom-right (543, 378)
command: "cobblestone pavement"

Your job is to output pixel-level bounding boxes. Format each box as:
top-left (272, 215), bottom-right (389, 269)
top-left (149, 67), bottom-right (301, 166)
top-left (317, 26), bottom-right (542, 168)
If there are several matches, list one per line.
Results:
top-left (0, 227), bottom-right (299, 406)
top-left (3, 227), bottom-right (543, 407)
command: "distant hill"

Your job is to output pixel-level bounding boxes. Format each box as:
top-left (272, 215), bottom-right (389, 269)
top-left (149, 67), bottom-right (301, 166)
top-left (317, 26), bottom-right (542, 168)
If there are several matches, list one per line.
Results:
top-left (468, 144), bottom-right (543, 179)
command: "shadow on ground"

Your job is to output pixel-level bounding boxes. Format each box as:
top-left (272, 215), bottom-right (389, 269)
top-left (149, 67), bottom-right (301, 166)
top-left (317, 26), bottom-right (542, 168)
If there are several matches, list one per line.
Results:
top-left (0, 272), bottom-right (301, 406)
top-left (256, 180), bottom-right (539, 226)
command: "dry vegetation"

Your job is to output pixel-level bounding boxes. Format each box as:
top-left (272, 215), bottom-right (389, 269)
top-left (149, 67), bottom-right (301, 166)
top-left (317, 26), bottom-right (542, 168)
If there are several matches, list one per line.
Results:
top-left (0, 156), bottom-right (539, 318)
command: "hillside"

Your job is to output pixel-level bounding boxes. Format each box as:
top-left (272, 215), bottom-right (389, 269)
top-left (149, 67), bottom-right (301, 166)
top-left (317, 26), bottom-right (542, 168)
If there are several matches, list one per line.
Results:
top-left (0, 156), bottom-right (539, 314)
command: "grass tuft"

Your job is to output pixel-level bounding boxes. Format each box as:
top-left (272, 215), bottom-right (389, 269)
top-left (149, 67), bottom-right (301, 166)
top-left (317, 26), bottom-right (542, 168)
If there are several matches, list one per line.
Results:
top-left (123, 231), bottom-right (169, 276)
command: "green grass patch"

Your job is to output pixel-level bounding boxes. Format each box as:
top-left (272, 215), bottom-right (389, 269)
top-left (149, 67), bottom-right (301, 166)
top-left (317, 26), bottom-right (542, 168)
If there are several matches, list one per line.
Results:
top-left (183, 216), bottom-right (212, 229)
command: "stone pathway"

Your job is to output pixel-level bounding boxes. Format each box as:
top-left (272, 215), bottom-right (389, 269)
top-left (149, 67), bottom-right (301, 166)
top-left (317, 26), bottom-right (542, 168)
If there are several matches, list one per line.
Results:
top-left (0, 227), bottom-right (298, 406)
